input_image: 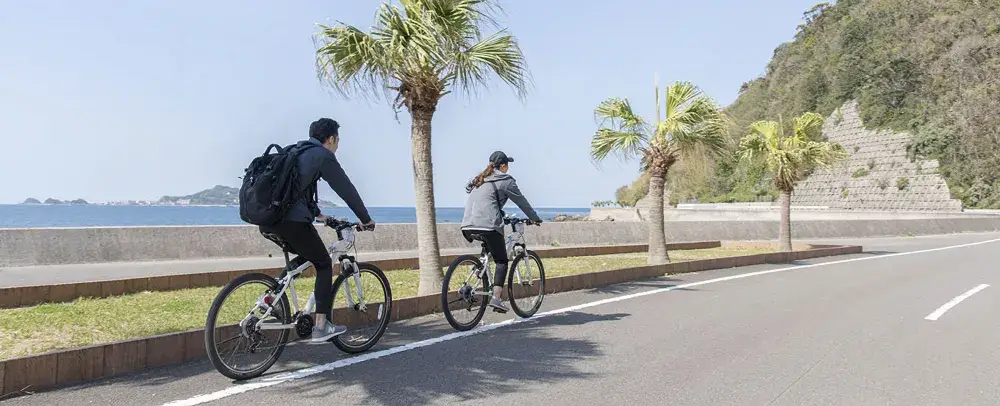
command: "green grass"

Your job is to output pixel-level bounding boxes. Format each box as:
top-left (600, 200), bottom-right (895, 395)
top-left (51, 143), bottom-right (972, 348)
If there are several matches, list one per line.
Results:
top-left (0, 247), bottom-right (770, 360)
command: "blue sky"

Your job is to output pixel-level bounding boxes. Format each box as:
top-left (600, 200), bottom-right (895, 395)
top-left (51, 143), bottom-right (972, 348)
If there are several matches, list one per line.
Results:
top-left (0, 0), bottom-right (819, 207)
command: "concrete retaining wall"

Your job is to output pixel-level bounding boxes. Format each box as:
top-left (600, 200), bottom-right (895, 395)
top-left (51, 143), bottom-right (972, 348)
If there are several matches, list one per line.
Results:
top-left (3, 217), bottom-right (999, 267)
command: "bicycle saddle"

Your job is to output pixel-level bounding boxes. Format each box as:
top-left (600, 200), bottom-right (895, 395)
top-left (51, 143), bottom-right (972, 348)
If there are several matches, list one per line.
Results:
top-left (260, 231), bottom-right (292, 252)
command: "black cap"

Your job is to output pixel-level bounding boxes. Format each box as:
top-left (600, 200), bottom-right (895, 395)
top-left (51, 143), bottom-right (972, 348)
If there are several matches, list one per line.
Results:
top-left (489, 151), bottom-right (513, 166)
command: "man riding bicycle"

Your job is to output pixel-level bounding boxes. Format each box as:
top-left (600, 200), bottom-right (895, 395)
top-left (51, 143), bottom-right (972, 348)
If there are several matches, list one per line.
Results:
top-left (460, 151), bottom-right (543, 313)
top-left (259, 118), bottom-right (375, 343)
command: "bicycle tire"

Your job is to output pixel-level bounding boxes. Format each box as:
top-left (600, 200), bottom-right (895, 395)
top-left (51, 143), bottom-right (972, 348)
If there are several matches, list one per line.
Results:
top-left (507, 250), bottom-right (545, 318)
top-left (205, 272), bottom-right (291, 381)
top-left (330, 262), bottom-right (393, 354)
top-left (441, 254), bottom-right (489, 331)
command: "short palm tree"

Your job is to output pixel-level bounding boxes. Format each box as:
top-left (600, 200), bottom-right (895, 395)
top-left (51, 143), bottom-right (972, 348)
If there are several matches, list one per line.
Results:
top-left (315, 0), bottom-right (529, 295)
top-left (737, 112), bottom-right (847, 252)
top-left (591, 81), bottom-right (728, 265)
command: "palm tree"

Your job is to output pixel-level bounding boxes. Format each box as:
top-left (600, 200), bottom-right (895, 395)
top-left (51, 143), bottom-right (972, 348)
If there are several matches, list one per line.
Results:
top-left (314, 0), bottom-right (530, 295)
top-left (590, 81), bottom-right (728, 265)
top-left (737, 112), bottom-right (847, 252)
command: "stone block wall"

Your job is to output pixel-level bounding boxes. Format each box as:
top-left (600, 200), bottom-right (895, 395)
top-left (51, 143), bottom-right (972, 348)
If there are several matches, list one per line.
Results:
top-left (791, 101), bottom-right (962, 211)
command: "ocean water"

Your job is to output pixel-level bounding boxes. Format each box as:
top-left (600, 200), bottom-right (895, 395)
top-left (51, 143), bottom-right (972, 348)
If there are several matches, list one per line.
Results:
top-left (0, 205), bottom-right (591, 228)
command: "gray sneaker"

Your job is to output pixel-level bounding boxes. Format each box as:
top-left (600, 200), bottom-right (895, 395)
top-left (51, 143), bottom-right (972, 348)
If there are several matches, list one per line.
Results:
top-left (488, 297), bottom-right (508, 313)
top-left (309, 323), bottom-right (347, 343)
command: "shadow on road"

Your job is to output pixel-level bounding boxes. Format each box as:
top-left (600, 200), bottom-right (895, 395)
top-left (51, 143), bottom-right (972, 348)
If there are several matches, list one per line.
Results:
top-left (270, 311), bottom-right (626, 404)
top-left (583, 277), bottom-right (699, 295)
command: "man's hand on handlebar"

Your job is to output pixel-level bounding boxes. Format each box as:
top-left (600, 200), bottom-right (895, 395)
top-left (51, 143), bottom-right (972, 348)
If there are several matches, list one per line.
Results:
top-left (528, 219), bottom-right (543, 226)
top-left (361, 220), bottom-right (376, 231)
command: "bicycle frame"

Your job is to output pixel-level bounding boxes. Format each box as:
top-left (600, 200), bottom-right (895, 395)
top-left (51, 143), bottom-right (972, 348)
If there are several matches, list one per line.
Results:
top-left (465, 218), bottom-right (535, 298)
top-left (248, 223), bottom-right (371, 332)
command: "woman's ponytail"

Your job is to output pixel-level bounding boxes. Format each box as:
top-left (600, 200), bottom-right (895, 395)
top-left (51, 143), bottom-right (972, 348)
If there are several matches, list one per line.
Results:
top-left (466, 163), bottom-right (496, 192)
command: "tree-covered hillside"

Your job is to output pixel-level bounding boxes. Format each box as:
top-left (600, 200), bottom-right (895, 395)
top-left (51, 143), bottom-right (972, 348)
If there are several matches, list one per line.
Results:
top-left (623, 0), bottom-right (1000, 208)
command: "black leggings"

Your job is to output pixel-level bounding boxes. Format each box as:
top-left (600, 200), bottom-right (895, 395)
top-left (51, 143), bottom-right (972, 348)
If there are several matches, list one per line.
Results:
top-left (463, 229), bottom-right (508, 288)
top-left (260, 220), bottom-right (335, 322)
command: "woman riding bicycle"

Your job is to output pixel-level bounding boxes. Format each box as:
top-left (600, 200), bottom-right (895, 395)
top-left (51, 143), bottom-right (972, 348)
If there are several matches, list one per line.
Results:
top-left (460, 151), bottom-right (543, 313)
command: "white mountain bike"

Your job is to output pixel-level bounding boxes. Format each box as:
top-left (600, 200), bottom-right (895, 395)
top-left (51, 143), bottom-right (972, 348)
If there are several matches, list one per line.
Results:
top-left (441, 215), bottom-right (545, 331)
top-left (204, 217), bottom-right (391, 380)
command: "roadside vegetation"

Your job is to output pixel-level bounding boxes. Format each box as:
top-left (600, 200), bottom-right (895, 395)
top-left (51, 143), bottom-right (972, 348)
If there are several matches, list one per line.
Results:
top-left (0, 247), bottom-right (772, 360)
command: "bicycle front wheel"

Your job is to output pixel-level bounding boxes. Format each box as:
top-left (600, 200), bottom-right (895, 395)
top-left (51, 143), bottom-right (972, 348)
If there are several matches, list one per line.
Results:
top-left (442, 254), bottom-right (489, 331)
top-left (507, 250), bottom-right (545, 318)
top-left (330, 262), bottom-right (392, 354)
top-left (205, 272), bottom-right (291, 381)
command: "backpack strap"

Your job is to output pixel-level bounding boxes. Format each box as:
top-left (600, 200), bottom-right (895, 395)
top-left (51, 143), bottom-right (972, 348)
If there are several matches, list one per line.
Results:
top-left (263, 144), bottom-right (283, 156)
top-left (285, 143), bottom-right (322, 210)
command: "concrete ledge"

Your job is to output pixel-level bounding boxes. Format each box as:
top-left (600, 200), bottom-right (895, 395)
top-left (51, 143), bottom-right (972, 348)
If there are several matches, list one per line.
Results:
top-left (0, 242), bottom-right (719, 309)
top-left (2, 218), bottom-right (994, 267)
top-left (0, 243), bottom-right (860, 398)
top-left (0, 222), bottom-right (650, 267)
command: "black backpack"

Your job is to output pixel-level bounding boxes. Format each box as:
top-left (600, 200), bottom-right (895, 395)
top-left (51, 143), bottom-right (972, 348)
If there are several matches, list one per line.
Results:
top-left (238, 142), bottom-right (318, 226)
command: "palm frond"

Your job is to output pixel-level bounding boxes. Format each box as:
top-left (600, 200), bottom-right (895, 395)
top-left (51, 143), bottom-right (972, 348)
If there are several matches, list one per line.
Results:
top-left (314, 0), bottom-right (529, 110)
top-left (738, 113), bottom-right (846, 191)
top-left (421, 0), bottom-right (501, 40)
top-left (315, 23), bottom-right (394, 101)
top-left (655, 82), bottom-right (728, 159)
top-left (449, 30), bottom-right (528, 100)
top-left (793, 111), bottom-right (825, 141)
top-left (594, 97), bottom-right (647, 133)
top-left (662, 81), bottom-right (700, 122)
top-left (591, 129), bottom-right (648, 164)
top-left (590, 97), bottom-right (649, 164)
top-left (737, 132), bottom-right (767, 163)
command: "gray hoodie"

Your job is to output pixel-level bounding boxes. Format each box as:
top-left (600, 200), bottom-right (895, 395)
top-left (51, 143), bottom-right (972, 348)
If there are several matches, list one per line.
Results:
top-left (460, 171), bottom-right (541, 234)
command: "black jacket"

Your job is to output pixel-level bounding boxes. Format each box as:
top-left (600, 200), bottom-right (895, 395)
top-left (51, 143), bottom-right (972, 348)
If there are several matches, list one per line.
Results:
top-left (284, 138), bottom-right (372, 224)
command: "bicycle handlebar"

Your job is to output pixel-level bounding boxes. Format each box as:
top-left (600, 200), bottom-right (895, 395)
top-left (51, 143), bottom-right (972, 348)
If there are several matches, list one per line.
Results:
top-left (323, 217), bottom-right (374, 232)
top-left (503, 215), bottom-right (542, 226)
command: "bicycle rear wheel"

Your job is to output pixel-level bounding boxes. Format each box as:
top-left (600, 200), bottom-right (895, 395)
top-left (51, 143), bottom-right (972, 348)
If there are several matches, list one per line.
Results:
top-left (441, 255), bottom-right (489, 331)
top-left (507, 250), bottom-right (545, 318)
top-left (205, 272), bottom-right (291, 381)
top-left (330, 262), bottom-right (392, 354)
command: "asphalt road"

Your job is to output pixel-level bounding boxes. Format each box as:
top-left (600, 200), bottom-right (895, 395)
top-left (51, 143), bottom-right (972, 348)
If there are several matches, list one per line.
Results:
top-left (7, 232), bottom-right (1000, 405)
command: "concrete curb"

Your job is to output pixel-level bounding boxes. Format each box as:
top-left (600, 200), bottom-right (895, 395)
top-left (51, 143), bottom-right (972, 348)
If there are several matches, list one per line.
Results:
top-left (0, 242), bottom-right (719, 310)
top-left (0, 243), bottom-right (861, 398)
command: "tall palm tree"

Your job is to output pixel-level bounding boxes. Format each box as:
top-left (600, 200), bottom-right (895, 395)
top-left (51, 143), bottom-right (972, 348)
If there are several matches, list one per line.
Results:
top-left (737, 112), bottom-right (847, 252)
top-left (591, 81), bottom-right (728, 265)
top-left (314, 0), bottom-right (530, 295)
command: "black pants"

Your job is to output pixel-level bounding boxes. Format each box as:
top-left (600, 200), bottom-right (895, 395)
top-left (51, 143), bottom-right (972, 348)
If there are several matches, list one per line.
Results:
top-left (462, 229), bottom-right (508, 288)
top-left (260, 221), bottom-right (335, 322)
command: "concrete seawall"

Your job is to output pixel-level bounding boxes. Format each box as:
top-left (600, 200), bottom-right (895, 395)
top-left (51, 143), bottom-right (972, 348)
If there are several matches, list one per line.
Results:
top-left (4, 217), bottom-right (1000, 267)
top-left (0, 222), bottom-right (645, 267)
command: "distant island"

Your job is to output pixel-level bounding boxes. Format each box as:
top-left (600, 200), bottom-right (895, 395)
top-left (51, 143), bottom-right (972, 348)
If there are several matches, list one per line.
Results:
top-left (158, 185), bottom-right (241, 206)
top-left (22, 197), bottom-right (89, 205)
top-left (157, 185), bottom-right (338, 207)
top-left (21, 185), bottom-right (339, 207)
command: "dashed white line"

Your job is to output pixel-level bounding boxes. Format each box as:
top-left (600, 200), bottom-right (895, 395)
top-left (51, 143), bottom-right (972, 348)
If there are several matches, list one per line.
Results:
top-left (163, 236), bottom-right (1000, 406)
top-left (924, 284), bottom-right (990, 321)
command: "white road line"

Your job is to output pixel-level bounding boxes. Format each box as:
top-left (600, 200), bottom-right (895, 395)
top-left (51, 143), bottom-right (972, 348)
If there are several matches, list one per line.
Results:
top-left (924, 284), bottom-right (990, 321)
top-left (163, 237), bottom-right (1000, 406)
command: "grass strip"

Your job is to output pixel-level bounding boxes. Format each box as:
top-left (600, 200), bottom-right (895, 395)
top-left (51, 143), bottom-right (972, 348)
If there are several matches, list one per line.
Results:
top-left (0, 247), bottom-right (770, 360)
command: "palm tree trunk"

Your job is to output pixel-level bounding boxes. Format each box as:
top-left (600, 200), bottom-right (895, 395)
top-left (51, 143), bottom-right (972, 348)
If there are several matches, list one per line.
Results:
top-left (779, 189), bottom-right (793, 252)
top-left (647, 171), bottom-right (671, 265)
top-left (411, 108), bottom-right (444, 295)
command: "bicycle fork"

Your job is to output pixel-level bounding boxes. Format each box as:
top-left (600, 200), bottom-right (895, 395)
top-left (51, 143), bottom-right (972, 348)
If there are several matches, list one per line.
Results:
top-left (302, 259), bottom-right (367, 313)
